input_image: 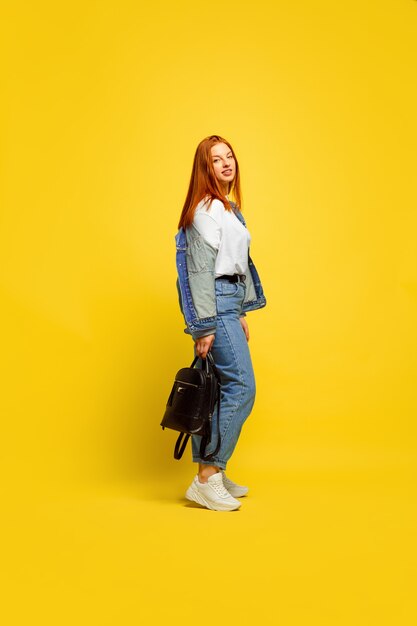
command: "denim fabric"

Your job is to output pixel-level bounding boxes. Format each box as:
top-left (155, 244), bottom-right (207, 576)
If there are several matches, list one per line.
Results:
top-left (191, 277), bottom-right (256, 469)
top-left (175, 202), bottom-right (267, 341)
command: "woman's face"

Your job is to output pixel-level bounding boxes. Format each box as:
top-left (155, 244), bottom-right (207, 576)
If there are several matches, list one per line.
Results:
top-left (210, 142), bottom-right (236, 190)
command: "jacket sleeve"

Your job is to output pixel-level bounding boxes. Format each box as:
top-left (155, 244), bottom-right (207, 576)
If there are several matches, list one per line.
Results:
top-left (191, 327), bottom-right (217, 340)
top-left (185, 226), bottom-right (219, 339)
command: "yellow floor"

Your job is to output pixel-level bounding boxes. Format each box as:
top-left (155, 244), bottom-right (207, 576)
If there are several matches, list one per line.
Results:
top-left (1, 2), bottom-right (416, 623)
top-left (4, 459), bottom-right (415, 626)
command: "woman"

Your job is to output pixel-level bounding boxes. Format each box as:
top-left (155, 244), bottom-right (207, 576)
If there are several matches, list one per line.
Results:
top-left (175, 134), bottom-right (267, 511)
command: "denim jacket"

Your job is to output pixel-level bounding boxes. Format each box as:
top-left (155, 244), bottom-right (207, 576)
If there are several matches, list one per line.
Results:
top-left (175, 200), bottom-right (267, 340)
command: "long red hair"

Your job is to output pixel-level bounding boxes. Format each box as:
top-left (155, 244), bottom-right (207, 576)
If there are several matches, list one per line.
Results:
top-left (178, 135), bottom-right (243, 230)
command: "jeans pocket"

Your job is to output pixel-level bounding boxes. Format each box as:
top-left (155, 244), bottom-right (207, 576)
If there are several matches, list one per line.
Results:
top-left (221, 281), bottom-right (240, 297)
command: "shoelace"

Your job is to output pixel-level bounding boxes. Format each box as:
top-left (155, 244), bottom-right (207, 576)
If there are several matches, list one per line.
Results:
top-left (209, 477), bottom-right (230, 497)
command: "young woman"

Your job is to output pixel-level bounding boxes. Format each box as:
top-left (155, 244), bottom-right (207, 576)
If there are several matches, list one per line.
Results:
top-left (175, 134), bottom-right (267, 511)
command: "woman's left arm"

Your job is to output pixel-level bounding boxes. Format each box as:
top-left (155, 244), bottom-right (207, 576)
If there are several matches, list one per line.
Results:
top-left (239, 316), bottom-right (249, 341)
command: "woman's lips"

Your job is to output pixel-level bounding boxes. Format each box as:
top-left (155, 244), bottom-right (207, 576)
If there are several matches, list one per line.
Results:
top-left (222, 169), bottom-right (232, 175)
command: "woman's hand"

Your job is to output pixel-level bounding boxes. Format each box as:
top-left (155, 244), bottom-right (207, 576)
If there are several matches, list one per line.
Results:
top-left (195, 334), bottom-right (215, 359)
top-left (239, 316), bottom-right (249, 341)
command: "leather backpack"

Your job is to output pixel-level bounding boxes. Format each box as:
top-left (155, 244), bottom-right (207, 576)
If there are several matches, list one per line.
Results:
top-left (161, 352), bottom-right (221, 460)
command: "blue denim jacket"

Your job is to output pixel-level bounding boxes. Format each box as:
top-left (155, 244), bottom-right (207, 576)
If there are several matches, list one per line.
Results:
top-left (175, 201), bottom-right (267, 340)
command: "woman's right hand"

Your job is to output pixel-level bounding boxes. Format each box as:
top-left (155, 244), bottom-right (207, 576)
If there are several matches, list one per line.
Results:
top-left (195, 334), bottom-right (215, 359)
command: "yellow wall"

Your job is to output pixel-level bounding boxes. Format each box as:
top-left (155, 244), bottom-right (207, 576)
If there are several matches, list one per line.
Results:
top-left (1, 1), bottom-right (416, 624)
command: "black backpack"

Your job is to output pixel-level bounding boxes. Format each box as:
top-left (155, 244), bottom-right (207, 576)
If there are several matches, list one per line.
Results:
top-left (161, 352), bottom-right (221, 460)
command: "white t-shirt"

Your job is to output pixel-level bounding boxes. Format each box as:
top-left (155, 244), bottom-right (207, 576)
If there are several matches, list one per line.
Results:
top-left (193, 196), bottom-right (251, 278)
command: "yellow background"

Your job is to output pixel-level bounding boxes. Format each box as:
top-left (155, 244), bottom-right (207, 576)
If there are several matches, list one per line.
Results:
top-left (1, 0), bottom-right (416, 623)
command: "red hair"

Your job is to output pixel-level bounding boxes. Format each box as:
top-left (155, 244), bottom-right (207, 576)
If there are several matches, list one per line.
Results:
top-left (178, 134), bottom-right (243, 230)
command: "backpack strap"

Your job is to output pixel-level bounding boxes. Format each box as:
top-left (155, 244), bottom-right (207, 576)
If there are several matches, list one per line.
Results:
top-left (198, 351), bottom-right (222, 461)
top-left (199, 387), bottom-right (221, 461)
top-left (174, 432), bottom-right (190, 460)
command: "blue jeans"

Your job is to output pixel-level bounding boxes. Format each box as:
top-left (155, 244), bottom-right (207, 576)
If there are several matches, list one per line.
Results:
top-left (191, 277), bottom-right (256, 470)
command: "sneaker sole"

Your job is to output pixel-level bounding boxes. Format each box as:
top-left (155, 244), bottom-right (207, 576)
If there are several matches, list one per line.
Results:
top-left (185, 483), bottom-right (241, 512)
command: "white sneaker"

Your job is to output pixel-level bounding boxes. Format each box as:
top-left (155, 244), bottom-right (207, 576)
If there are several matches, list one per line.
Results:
top-left (221, 471), bottom-right (249, 498)
top-left (185, 473), bottom-right (241, 511)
